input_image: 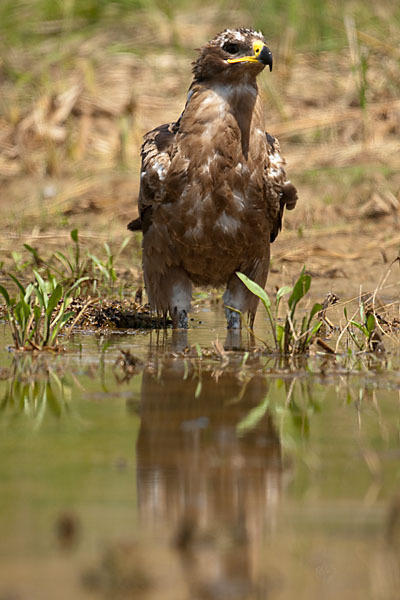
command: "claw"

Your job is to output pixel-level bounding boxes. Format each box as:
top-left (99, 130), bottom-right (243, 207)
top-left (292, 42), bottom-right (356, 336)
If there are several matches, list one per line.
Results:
top-left (226, 308), bottom-right (241, 329)
top-left (172, 308), bottom-right (188, 329)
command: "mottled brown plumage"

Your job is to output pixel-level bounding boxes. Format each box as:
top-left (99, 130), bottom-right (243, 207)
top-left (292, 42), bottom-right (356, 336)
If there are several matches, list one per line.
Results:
top-left (128, 28), bottom-right (297, 328)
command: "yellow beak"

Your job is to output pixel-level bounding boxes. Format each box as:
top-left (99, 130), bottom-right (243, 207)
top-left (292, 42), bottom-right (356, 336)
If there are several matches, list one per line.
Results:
top-left (227, 40), bottom-right (273, 71)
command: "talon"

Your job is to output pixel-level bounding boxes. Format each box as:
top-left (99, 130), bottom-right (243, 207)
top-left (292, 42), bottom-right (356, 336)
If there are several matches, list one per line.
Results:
top-left (226, 309), bottom-right (241, 330)
top-left (173, 308), bottom-right (188, 329)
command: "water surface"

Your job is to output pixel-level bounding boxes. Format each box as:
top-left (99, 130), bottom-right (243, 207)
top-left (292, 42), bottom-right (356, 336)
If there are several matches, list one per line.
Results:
top-left (0, 313), bottom-right (400, 599)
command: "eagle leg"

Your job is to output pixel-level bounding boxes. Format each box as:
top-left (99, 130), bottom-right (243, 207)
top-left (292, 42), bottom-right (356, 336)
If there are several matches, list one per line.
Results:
top-left (223, 274), bottom-right (248, 330)
top-left (167, 268), bottom-right (191, 329)
top-left (225, 307), bottom-right (242, 330)
top-left (223, 255), bottom-right (270, 330)
top-left (145, 265), bottom-right (192, 330)
top-left (172, 307), bottom-right (188, 329)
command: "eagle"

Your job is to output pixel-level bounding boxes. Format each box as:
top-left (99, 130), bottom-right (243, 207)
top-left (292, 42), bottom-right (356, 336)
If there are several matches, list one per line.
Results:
top-left (128, 28), bottom-right (297, 329)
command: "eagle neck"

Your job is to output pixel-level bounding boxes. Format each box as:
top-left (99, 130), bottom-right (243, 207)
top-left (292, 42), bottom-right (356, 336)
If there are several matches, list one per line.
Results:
top-left (212, 78), bottom-right (260, 160)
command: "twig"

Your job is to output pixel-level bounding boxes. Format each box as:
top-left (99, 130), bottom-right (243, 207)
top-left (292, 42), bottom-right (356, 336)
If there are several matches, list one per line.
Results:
top-left (315, 338), bottom-right (336, 354)
top-left (64, 298), bottom-right (95, 339)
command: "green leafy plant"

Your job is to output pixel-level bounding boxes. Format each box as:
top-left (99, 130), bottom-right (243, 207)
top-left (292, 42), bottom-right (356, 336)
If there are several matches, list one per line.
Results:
top-left (88, 238), bottom-right (130, 297)
top-left (23, 230), bottom-right (131, 298)
top-left (11, 250), bottom-right (30, 272)
top-left (237, 267), bottom-right (323, 355)
top-left (237, 378), bottom-right (321, 443)
top-left (0, 357), bottom-right (76, 428)
top-left (53, 228), bottom-right (88, 282)
top-left (0, 271), bottom-right (87, 351)
top-left (23, 229), bottom-right (87, 287)
top-left (343, 304), bottom-right (378, 352)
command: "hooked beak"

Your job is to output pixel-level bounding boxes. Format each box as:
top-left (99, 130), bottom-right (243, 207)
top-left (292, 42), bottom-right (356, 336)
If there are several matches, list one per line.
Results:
top-left (227, 40), bottom-right (273, 71)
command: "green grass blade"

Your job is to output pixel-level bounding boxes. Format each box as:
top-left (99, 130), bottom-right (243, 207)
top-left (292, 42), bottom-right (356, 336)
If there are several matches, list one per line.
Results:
top-left (65, 276), bottom-right (89, 298)
top-left (33, 270), bottom-right (50, 303)
top-left (236, 272), bottom-right (278, 347)
top-left (104, 242), bottom-right (112, 258)
top-left (366, 313), bottom-right (375, 334)
top-left (305, 302), bottom-right (323, 336)
top-left (0, 284), bottom-right (11, 307)
top-left (24, 283), bottom-right (34, 304)
top-left (288, 267), bottom-right (311, 312)
top-left (33, 286), bottom-right (46, 310)
top-left (115, 236), bottom-right (130, 260)
top-left (49, 311), bottom-right (74, 344)
top-left (54, 251), bottom-right (74, 274)
top-left (306, 321), bottom-right (323, 345)
top-left (276, 324), bottom-right (285, 352)
top-left (309, 302), bottom-right (323, 322)
top-left (46, 284), bottom-right (63, 319)
top-left (236, 272), bottom-right (271, 310)
top-left (350, 320), bottom-right (368, 336)
top-left (360, 302), bottom-right (365, 323)
top-left (33, 304), bottom-right (41, 325)
top-left (88, 254), bottom-right (109, 279)
top-left (23, 243), bottom-right (41, 264)
top-left (237, 394), bottom-right (270, 436)
top-left (276, 285), bottom-right (292, 307)
top-left (8, 273), bottom-right (26, 297)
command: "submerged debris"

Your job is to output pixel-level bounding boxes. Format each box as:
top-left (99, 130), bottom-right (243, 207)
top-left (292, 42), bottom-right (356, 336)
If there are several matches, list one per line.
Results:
top-left (82, 542), bottom-right (152, 596)
top-left (55, 511), bottom-right (81, 550)
top-left (113, 349), bottom-right (144, 382)
top-left (317, 291), bottom-right (340, 335)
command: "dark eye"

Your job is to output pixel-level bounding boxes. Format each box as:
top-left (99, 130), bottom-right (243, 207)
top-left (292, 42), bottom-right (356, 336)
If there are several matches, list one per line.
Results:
top-left (223, 42), bottom-right (239, 54)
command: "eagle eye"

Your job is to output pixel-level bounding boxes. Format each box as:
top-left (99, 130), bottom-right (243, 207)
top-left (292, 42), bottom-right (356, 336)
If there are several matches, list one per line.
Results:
top-left (223, 42), bottom-right (239, 54)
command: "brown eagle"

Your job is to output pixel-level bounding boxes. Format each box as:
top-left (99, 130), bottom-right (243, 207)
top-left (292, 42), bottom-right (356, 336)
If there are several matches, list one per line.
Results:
top-left (128, 28), bottom-right (297, 329)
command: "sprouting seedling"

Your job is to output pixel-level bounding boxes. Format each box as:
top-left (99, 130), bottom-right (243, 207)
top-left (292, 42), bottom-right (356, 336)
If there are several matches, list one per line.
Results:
top-left (348, 305), bottom-right (378, 352)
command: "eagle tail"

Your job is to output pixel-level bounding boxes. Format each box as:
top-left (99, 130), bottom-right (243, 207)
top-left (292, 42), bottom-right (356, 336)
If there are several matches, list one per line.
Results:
top-left (270, 182), bottom-right (298, 243)
top-left (127, 217), bottom-right (142, 232)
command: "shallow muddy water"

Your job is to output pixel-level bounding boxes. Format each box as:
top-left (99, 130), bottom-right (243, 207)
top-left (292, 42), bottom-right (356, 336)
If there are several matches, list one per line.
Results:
top-left (1, 309), bottom-right (400, 600)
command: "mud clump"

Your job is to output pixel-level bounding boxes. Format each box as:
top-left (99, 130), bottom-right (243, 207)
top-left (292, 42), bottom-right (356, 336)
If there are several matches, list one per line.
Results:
top-left (69, 297), bottom-right (170, 330)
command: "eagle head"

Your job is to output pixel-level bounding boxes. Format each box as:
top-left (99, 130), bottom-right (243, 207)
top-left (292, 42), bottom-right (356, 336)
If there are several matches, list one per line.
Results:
top-left (192, 28), bottom-right (273, 83)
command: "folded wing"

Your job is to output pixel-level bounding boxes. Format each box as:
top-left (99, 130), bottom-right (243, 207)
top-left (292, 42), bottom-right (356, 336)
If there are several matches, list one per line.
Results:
top-left (265, 132), bottom-right (298, 243)
top-left (127, 122), bottom-right (177, 233)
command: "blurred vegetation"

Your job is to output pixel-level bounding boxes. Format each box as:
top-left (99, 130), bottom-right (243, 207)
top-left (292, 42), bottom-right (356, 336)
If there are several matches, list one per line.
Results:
top-left (1, 0), bottom-right (399, 49)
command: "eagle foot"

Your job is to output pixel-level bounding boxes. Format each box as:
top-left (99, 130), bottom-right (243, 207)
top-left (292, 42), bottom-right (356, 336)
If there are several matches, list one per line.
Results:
top-left (226, 309), bottom-right (241, 330)
top-left (172, 308), bottom-right (188, 329)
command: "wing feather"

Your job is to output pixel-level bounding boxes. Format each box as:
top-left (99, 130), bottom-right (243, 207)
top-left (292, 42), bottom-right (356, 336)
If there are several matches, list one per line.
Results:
top-left (127, 122), bottom-right (177, 234)
top-left (266, 132), bottom-right (298, 242)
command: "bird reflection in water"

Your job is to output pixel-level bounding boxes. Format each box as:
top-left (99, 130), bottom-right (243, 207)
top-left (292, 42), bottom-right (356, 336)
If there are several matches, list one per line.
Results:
top-left (136, 356), bottom-right (282, 598)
